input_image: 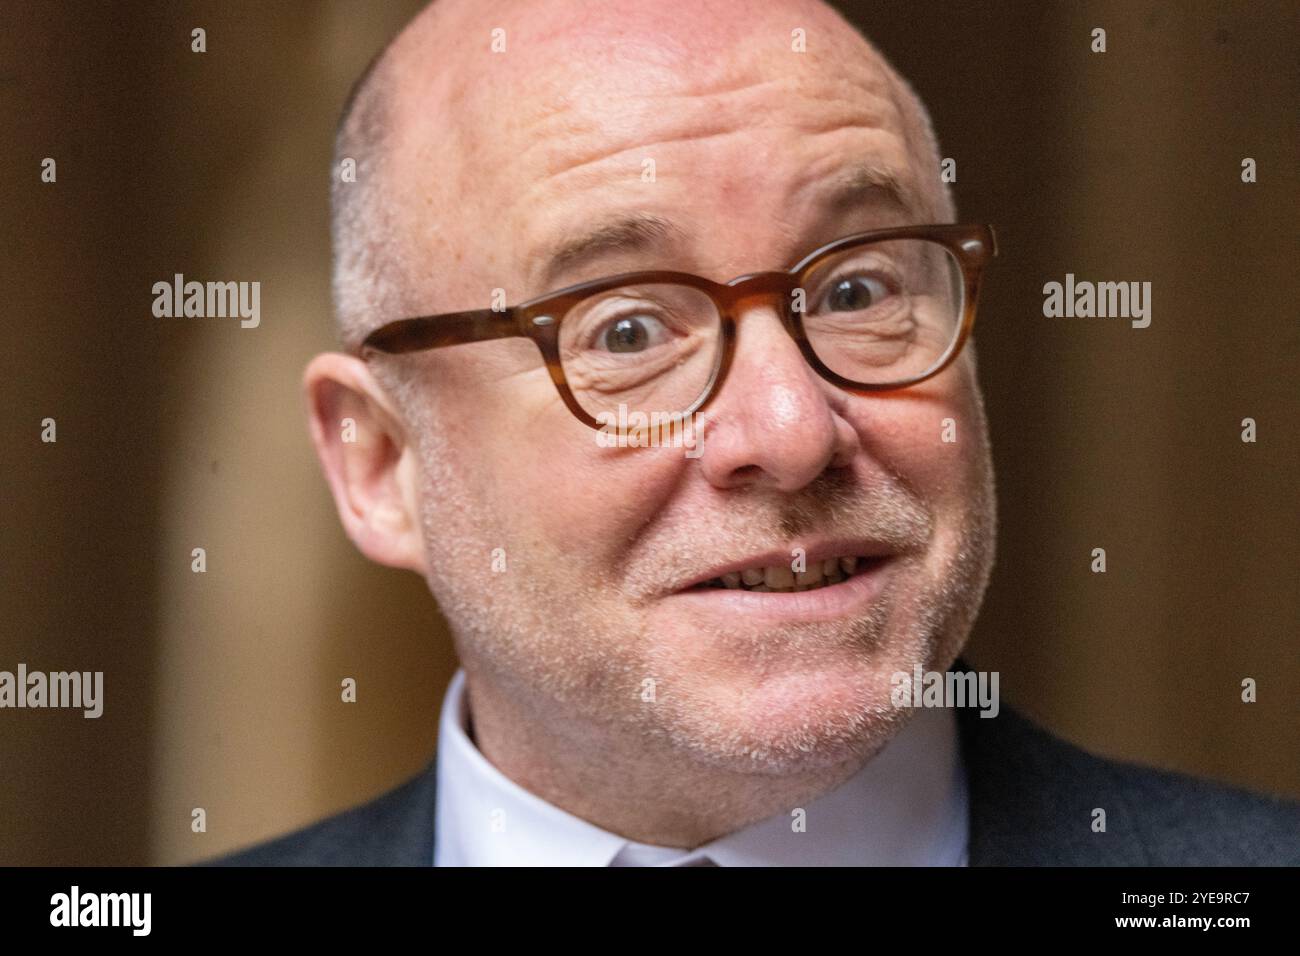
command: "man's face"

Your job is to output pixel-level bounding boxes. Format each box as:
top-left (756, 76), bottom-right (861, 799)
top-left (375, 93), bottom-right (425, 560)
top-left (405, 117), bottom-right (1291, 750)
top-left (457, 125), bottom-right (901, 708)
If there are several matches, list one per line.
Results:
top-left (382, 0), bottom-right (996, 774)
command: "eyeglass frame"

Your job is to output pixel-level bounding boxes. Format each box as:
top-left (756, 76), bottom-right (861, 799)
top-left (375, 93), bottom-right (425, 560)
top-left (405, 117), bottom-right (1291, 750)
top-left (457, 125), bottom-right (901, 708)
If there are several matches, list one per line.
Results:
top-left (355, 222), bottom-right (997, 430)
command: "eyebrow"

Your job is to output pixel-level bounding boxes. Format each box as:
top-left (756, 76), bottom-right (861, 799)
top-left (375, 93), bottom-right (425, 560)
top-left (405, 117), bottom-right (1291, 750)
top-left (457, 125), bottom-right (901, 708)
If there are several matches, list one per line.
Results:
top-left (535, 213), bottom-right (686, 292)
top-left (818, 161), bottom-right (920, 220)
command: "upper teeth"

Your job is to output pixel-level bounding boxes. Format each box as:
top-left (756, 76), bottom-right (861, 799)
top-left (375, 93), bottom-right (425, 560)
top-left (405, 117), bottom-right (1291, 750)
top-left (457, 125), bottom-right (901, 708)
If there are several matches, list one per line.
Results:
top-left (707, 556), bottom-right (862, 593)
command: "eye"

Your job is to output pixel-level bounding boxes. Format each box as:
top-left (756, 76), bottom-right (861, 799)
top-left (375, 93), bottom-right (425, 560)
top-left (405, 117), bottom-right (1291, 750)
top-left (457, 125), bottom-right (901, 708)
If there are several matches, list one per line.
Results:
top-left (821, 275), bottom-right (891, 312)
top-left (598, 314), bottom-right (670, 353)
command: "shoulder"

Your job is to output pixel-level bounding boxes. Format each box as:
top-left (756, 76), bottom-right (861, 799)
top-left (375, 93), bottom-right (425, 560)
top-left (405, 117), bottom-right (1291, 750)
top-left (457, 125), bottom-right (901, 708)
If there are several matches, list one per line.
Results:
top-left (1097, 744), bottom-right (1300, 865)
top-left (200, 759), bottom-right (438, 867)
top-left (960, 704), bottom-right (1300, 865)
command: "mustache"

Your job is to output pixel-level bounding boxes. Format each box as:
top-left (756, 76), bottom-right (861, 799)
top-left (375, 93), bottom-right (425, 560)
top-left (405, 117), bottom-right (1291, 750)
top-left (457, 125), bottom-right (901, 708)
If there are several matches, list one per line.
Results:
top-left (625, 469), bottom-right (934, 599)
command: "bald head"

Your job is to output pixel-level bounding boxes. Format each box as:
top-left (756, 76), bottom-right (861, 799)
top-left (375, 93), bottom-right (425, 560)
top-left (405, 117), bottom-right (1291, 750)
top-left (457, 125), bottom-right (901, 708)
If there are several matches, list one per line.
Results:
top-left (329, 0), bottom-right (954, 350)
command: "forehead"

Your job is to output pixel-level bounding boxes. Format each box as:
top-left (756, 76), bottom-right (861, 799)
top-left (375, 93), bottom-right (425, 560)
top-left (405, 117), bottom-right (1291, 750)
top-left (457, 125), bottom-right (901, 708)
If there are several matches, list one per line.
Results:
top-left (388, 4), bottom-right (923, 293)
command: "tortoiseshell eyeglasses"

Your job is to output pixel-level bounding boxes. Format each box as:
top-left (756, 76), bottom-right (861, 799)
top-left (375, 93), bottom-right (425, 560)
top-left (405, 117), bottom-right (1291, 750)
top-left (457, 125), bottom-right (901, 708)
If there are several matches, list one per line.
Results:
top-left (356, 223), bottom-right (996, 429)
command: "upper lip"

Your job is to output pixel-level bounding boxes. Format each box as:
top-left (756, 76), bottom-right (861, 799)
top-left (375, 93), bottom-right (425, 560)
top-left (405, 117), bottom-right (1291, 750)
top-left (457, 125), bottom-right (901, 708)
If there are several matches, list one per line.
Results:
top-left (672, 539), bottom-right (896, 592)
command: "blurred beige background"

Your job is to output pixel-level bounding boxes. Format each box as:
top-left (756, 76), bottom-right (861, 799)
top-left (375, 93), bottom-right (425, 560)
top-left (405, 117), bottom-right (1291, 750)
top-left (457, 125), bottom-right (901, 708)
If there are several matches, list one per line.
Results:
top-left (0, 0), bottom-right (1295, 866)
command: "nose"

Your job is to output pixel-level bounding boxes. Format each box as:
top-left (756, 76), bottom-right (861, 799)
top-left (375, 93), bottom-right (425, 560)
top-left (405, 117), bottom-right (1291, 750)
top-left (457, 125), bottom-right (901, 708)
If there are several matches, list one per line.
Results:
top-left (696, 302), bottom-right (860, 491)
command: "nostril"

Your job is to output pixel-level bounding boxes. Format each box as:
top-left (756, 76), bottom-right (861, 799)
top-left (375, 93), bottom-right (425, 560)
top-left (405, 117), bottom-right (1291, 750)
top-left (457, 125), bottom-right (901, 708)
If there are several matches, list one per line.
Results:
top-left (728, 464), bottom-right (763, 483)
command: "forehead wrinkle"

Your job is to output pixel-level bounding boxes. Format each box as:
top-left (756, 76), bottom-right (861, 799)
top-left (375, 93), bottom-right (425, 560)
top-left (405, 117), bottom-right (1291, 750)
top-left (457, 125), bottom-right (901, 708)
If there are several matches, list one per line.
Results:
top-left (515, 70), bottom-right (900, 185)
top-left (507, 126), bottom-right (914, 292)
top-left (500, 81), bottom-right (908, 267)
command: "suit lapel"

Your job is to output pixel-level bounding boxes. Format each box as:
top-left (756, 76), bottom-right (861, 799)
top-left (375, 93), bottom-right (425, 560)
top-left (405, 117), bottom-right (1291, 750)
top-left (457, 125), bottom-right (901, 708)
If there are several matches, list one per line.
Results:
top-left (951, 659), bottom-right (1148, 865)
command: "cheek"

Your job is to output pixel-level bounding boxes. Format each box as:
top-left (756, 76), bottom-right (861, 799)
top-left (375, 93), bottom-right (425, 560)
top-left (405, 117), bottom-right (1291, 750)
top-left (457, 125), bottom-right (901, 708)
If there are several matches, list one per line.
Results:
top-left (459, 363), bottom-right (694, 576)
top-left (854, 367), bottom-right (991, 516)
top-left (522, 429), bottom-right (694, 572)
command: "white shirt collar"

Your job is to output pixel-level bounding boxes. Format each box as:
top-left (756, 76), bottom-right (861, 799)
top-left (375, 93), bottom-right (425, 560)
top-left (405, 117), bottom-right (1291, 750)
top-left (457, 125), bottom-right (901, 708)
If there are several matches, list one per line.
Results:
top-left (435, 668), bottom-right (968, 866)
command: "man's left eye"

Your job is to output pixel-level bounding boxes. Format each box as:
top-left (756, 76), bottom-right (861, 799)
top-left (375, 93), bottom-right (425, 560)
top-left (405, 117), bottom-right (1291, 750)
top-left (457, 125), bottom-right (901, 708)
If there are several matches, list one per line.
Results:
top-left (821, 275), bottom-right (891, 312)
top-left (599, 313), bottom-right (670, 353)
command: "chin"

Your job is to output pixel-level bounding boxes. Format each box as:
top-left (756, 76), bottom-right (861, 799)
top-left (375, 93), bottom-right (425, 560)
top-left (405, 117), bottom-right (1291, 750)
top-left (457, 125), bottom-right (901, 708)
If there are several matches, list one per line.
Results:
top-left (647, 639), bottom-right (920, 775)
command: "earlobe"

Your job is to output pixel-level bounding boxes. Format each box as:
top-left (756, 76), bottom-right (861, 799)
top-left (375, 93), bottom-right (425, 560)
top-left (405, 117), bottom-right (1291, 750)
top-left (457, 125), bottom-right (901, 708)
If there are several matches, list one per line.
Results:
top-left (302, 353), bottom-right (428, 574)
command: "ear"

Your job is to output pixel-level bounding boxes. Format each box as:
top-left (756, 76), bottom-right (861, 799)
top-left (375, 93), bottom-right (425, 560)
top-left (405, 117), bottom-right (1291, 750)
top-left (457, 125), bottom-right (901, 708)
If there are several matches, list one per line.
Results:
top-left (303, 353), bottom-right (427, 574)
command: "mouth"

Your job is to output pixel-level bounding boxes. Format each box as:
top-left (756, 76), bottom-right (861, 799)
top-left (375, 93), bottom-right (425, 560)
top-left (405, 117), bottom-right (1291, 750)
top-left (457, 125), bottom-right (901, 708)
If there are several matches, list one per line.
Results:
top-left (686, 554), bottom-right (888, 594)
top-left (666, 545), bottom-right (897, 624)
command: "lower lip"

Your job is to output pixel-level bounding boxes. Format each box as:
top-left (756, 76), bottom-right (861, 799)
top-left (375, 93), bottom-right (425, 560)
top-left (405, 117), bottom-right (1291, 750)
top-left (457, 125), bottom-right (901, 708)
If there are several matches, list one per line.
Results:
top-left (666, 558), bottom-right (895, 624)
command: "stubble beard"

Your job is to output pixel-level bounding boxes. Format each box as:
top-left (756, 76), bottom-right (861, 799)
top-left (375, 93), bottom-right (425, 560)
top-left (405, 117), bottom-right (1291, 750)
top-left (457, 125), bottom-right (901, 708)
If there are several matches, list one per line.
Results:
top-left (410, 406), bottom-right (998, 781)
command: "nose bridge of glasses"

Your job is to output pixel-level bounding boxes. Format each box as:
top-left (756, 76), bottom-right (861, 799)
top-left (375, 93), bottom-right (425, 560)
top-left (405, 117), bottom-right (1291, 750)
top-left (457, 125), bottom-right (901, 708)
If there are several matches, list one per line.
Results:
top-left (702, 268), bottom-right (838, 420)
top-left (720, 270), bottom-right (799, 323)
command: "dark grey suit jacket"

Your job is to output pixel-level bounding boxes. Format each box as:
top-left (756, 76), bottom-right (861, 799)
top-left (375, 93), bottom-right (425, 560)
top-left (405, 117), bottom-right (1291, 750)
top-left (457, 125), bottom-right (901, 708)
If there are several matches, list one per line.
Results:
top-left (209, 700), bottom-right (1300, 866)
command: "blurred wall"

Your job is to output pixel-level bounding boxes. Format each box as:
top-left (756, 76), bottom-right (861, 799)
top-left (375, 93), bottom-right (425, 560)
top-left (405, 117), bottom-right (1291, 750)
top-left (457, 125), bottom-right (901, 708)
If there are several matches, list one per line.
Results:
top-left (0, 0), bottom-right (1294, 866)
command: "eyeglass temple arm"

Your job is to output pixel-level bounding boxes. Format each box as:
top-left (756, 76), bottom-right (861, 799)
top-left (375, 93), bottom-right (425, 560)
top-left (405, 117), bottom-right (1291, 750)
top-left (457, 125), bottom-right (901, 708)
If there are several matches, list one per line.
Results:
top-left (358, 308), bottom-right (521, 355)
